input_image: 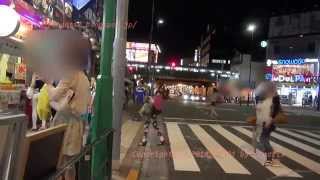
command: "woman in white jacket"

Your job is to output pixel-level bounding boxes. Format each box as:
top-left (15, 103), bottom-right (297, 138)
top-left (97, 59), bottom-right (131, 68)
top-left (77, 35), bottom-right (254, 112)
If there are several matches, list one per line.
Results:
top-left (255, 82), bottom-right (281, 166)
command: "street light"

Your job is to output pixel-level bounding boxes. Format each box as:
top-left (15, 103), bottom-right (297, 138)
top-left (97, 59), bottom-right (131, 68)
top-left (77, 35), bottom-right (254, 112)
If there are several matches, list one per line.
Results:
top-left (147, 0), bottom-right (165, 95)
top-left (246, 23), bottom-right (256, 106)
top-left (247, 24), bottom-right (256, 32)
top-left (157, 18), bottom-right (164, 25)
top-left (246, 23), bottom-right (257, 152)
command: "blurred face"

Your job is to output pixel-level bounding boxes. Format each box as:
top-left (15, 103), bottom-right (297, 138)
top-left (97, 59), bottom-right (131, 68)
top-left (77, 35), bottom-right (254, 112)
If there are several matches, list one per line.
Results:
top-left (24, 30), bottom-right (89, 81)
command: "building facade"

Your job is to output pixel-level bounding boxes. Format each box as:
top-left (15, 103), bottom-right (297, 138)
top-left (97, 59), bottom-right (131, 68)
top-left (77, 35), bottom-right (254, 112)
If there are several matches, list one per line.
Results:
top-left (231, 54), bottom-right (265, 88)
top-left (198, 25), bottom-right (232, 70)
top-left (266, 11), bottom-right (320, 105)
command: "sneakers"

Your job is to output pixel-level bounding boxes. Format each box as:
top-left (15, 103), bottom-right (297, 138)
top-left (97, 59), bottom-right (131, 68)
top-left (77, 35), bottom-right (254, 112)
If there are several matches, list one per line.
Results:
top-left (264, 160), bottom-right (272, 166)
top-left (264, 159), bottom-right (281, 167)
top-left (139, 141), bottom-right (147, 146)
top-left (272, 159), bottom-right (281, 167)
top-left (158, 136), bottom-right (165, 145)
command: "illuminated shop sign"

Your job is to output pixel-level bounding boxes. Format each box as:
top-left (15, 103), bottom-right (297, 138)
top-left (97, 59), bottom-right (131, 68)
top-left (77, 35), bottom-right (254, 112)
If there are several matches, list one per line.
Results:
top-left (265, 73), bottom-right (272, 81)
top-left (277, 58), bottom-right (305, 65)
top-left (267, 58), bottom-right (319, 66)
top-left (272, 75), bottom-right (319, 83)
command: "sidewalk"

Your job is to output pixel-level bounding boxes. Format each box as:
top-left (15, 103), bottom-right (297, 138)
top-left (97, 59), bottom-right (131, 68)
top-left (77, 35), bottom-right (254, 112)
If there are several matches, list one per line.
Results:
top-left (112, 105), bottom-right (145, 180)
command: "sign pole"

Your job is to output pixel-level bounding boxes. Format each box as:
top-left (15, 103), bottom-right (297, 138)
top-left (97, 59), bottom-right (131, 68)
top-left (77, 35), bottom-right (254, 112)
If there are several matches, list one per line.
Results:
top-left (91, 0), bottom-right (116, 179)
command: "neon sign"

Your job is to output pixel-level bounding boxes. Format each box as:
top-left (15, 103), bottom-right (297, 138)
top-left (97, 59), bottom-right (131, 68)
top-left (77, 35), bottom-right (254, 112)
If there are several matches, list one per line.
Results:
top-left (272, 75), bottom-right (319, 84)
top-left (277, 58), bottom-right (305, 65)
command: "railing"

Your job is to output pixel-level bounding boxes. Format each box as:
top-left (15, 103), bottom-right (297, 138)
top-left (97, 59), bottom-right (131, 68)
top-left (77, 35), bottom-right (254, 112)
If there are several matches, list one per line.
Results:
top-left (46, 129), bottom-right (114, 180)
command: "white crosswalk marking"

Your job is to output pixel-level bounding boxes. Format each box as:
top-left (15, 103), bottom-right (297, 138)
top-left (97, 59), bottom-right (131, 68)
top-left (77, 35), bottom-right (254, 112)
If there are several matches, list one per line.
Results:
top-left (277, 128), bottom-right (320, 146)
top-left (166, 122), bottom-right (200, 172)
top-left (189, 124), bottom-right (251, 175)
top-left (210, 125), bottom-right (301, 178)
top-left (295, 130), bottom-right (320, 140)
top-left (234, 127), bottom-right (320, 176)
top-left (271, 131), bottom-right (320, 157)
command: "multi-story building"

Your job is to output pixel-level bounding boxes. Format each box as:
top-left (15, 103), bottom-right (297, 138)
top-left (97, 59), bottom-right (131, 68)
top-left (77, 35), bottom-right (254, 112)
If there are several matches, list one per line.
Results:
top-left (198, 25), bottom-right (231, 70)
top-left (266, 11), bottom-right (320, 105)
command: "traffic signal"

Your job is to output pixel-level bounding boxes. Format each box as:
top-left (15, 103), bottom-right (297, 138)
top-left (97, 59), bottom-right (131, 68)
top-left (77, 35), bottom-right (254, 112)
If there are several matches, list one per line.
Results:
top-left (128, 66), bottom-right (136, 73)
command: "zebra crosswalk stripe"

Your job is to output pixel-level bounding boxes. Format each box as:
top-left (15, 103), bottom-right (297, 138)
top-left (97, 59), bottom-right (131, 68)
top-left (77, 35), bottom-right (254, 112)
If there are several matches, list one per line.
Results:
top-left (166, 122), bottom-right (200, 172)
top-left (210, 125), bottom-right (301, 178)
top-left (277, 128), bottom-right (320, 146)
top-left (271, 131), bottom-right (320, 157)
top-left (295, 130), bottom-right (320, 140)
top-left (234, 127), bottom-right (320, 176)
top-left (189, 124), bottom-right (251, 175)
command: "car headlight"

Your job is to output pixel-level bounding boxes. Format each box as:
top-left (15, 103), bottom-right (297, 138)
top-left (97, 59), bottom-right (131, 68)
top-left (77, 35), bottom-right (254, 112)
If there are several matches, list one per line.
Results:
top-left (183, 95), bottom-right (189, 100)
top-left (190, 96), bottom-right (195, 100)
top-left (195, 96), bottom-right (200, 100)
top-left (202, 97), bottom-right (206, 101)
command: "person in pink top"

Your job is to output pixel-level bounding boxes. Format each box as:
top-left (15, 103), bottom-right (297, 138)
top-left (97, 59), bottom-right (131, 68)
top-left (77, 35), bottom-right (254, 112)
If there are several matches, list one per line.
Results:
top-left (152, 91), bottom-right (164, 113)
top-left (139, 91), bottom-right (165, 146)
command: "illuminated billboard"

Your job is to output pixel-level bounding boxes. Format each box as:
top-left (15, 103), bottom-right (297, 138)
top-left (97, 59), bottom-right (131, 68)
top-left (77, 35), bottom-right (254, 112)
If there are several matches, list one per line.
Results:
top-left (272, 64), bottom-right (317, 83)
top-left (126, 42), bottom-right (160, 63)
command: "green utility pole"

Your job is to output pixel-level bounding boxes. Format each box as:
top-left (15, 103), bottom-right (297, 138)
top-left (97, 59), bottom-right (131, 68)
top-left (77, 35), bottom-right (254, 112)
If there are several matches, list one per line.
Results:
top-left (91, 0), bottom-right (116, 179)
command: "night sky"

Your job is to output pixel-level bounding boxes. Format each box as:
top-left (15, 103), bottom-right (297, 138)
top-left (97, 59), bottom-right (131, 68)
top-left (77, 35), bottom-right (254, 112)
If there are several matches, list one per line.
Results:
top-left (127, 0), bottom-right (320, 63)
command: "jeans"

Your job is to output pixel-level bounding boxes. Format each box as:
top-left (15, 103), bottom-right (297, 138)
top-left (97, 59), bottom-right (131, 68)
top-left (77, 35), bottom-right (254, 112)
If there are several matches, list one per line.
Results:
top-left (259, 124), bottom-right (275, 161)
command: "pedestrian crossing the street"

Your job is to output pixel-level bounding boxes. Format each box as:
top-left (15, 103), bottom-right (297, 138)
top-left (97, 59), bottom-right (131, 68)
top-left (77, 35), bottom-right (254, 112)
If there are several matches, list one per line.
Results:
top-left (165, 122), bottom-right (320, 178)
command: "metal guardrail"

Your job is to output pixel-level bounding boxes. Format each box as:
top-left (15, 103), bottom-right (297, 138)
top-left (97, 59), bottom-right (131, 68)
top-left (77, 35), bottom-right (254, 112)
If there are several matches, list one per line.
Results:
top-left (46, 129), bottom-right (114, 180)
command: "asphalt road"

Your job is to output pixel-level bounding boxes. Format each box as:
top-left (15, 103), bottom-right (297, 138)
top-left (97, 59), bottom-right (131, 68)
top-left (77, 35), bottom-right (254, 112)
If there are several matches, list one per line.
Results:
top-left (137, 99), bottom-right (320, 180)
top-left (162, 98), bottom-right (320, 130)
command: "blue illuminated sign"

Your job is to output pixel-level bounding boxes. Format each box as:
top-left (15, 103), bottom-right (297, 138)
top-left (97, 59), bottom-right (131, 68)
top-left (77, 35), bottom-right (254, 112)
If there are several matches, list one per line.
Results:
top-left (265, 73), bottom-right (272, 80)
top-left (277, 58), bottom-right (305, 65)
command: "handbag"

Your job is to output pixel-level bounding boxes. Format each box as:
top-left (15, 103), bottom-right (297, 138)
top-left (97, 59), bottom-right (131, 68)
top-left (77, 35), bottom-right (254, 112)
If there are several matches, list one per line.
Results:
top-left (246, 116), bottom-right (257, 125)
top-left (246, 112), bottom-right (288, 125)
top-left (274, 112), bottom-right (288, 124)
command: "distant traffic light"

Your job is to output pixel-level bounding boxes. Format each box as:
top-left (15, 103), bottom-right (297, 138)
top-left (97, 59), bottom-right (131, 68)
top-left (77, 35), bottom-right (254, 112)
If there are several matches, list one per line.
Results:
top-left (128, 66), bottom-right (136, 73)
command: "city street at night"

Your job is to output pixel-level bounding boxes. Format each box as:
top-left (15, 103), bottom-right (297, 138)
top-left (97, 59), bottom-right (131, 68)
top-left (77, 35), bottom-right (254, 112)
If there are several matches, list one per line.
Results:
top-left (2, 0), bottom-right (320, 180)
top-left (130, 99), bottom-right (320, 180)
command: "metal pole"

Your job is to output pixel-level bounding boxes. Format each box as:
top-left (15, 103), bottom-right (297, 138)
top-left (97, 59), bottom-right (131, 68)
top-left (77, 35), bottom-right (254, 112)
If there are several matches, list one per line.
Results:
top-left (111, 0), bottom-right (129, 170)
top-left (151, 21), bottom-right (161, 94)
top-left (91, 0), bottom-right (116, 179)
top-left (317, 62), bottom-right (320, 111)
top-left (249, 31), bottom-right (257, 153)
top-left (147, 0), bottom-right (155, 94)
top-left (247, 31), bottom-right (253, 106)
